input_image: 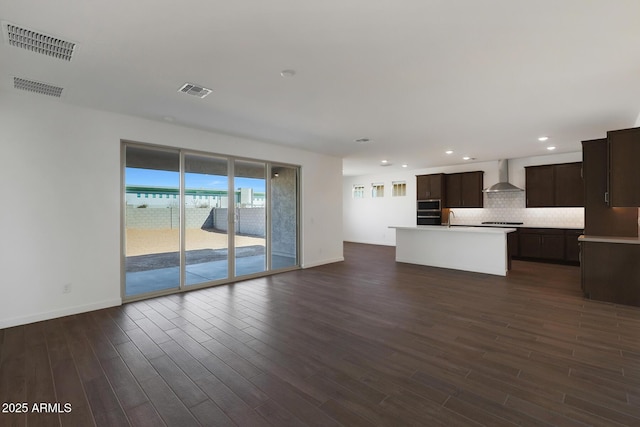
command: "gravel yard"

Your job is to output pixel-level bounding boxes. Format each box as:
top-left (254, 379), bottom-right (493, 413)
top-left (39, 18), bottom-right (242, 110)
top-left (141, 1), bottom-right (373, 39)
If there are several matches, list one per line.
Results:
top-left (125, 228), bottom-right (264, 256)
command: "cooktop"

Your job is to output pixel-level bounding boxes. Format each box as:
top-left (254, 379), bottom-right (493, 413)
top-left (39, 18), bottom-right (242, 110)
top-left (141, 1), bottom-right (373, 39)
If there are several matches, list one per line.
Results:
top-left (481, 221), bottom-right (524, 225)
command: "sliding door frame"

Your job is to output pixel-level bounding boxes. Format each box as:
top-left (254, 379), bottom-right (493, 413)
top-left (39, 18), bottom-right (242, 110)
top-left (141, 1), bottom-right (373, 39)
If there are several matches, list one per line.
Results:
top-left (121, 140), bottom-right (301, 303)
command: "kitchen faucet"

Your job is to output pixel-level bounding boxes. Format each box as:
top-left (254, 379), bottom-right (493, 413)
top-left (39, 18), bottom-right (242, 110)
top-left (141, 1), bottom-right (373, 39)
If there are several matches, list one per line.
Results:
top-left (448, 210), bottom-right (455, 228)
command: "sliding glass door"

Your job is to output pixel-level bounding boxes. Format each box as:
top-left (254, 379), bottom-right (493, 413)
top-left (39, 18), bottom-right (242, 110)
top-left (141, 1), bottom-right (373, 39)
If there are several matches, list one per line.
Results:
top-left (233, 160), bottom-right (267, 277)
top-left (271, 165), bottom-right (299, 269)
top-left (184, 154), bottom-right (229, 286)
top-left (124, 146), bottom-right (181, 297)
top-left (122, 142), bottom-right (299, 299)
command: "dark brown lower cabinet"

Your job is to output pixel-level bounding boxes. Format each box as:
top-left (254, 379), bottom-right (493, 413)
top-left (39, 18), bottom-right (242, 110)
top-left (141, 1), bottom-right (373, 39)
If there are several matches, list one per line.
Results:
top-left (518, 228), bottom-right (565, 261)
top-left (513, 228), bottom-right (582, 264)
top-left (519, 233), bottom-right (542, 258)
top-left (565, 230), bottom-right (582, 263)
top-left (581, 241), bottom-right (640, 306)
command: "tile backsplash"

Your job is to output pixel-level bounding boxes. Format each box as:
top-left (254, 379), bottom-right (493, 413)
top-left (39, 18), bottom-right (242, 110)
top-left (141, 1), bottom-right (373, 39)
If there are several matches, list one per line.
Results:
top-left (451, 192), bottom-right (585, 228)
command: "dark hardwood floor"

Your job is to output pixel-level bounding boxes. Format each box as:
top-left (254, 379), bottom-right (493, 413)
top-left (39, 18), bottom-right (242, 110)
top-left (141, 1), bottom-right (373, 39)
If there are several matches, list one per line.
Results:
top-left (2, 242), bottom-right (640, 426)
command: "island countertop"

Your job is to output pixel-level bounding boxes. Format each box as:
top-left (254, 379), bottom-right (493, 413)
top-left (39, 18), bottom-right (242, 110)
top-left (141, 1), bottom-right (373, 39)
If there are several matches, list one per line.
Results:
top-left (450, 223), bottom-right (584, 230)
top-left (390, 225), bottom-right (515, 276)
top-left (390, 225), bottom-right (516, 234)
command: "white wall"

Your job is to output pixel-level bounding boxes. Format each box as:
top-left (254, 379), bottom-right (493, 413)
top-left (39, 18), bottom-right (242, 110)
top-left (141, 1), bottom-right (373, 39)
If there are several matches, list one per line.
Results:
top-left (343, 160), bottom-right (500, 245)
top-left (343, 153), bottom-right (583, 246)
top-left (0, 92), bottom-right (343, 328)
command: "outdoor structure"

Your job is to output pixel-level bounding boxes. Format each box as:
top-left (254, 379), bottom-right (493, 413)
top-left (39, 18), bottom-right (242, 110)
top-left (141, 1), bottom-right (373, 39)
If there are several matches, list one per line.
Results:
top-left (125, 186), bottom-right (265, 208)
top-left (125, 206), bottom-right (266, 236)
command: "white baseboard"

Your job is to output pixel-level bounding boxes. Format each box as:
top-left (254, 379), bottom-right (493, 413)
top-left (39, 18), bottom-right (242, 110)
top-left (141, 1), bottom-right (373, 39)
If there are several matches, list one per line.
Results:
top-left (0, 298), bottom-right (122, 329)
top-left (302, 257), bottom-right (344, 269)
top-left (343, 239), bottom-right (396, 247)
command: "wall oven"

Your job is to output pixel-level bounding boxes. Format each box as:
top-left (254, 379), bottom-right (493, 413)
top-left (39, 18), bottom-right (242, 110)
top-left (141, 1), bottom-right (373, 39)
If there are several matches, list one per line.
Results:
top-left (417, 199), bottom-right (442, 225)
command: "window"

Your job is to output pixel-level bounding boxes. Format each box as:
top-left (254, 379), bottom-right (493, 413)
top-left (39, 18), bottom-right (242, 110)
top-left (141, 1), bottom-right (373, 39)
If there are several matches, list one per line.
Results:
top-left (352, 184), bottom-right (365, 199)
top-left (392, 181), bottom-right (407, 197)
top-left (371, 183), bottom-right (384, 198)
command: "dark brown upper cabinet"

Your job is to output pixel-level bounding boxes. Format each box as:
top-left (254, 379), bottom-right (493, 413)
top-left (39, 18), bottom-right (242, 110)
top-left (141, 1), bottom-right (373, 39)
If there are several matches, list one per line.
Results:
top-left (554, 163), bottom-right (584, 207)
top-left (608, 127), bottom-right (640, 207)
top-left (525, 165), bottom-right (554, 207)
top-left (444, 173), bottom-right (461, 206)
top-left (416, 173), bottom-right (444, 200)
top-left (445, 171), bottom-right (483, 208)
top-left (525, 162), bottom-right (583, 207)
top-left (582, 138), bottom-right (638, 237)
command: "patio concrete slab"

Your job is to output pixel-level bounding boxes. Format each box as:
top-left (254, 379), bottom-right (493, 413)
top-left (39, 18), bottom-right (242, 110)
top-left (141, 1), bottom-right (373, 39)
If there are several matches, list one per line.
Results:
top-left (125, 254), bottom-right (296, 296)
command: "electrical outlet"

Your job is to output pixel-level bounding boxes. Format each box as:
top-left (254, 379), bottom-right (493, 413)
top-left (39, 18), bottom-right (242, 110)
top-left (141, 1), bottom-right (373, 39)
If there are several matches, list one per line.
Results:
top-left (63, 283), bottom-right (72, 294)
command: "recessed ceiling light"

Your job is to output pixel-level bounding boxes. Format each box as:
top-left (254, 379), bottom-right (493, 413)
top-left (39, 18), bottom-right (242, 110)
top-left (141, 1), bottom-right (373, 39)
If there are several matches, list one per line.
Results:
top-left (381, 160), bottom-right (388, 164)
top-left (445, 150), bottom-right (453, 155)
top-left (547, 146), bottom-right (556, 151)
top-left (402, 164), bottom-right (408, 168)
top-left (538, 136), bottom-right (549, 142)
top-left (463, 156), bottom-right (471, 160)
top-left (280, 69), bottom-right (296, 77)
top-left (354, 138), bottom-right (371, 144)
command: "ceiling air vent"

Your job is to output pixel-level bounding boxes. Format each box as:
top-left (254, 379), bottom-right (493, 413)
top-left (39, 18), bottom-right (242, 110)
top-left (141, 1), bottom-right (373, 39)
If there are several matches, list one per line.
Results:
top-left (178, 83), bottom-right (212, 99)
top-left (14, 77), bottom-right (63, 97)
top-left (2, 22), bottom-right (76, 61)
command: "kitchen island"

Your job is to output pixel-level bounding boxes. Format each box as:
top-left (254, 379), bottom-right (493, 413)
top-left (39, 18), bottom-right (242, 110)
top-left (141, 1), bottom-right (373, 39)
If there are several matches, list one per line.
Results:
top-left (390, 225), bottom-right (516, 276)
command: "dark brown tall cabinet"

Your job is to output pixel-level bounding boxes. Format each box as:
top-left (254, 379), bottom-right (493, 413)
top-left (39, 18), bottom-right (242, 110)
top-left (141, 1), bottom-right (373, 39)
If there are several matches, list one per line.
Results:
top-left (581, 136), bottom-right (640, 307)
top-left (608, 127), bottom-right (640, 207)
top-left (416, 173), bottom-right (444, 200)
top-left (525, 162), bottom-right (583, 207)
top-left (582, 138), bottom-right (637, 236)
top-left (444, 171), bottom-right (483, 208)
top-left (416, 171), bottom-right (483, 225)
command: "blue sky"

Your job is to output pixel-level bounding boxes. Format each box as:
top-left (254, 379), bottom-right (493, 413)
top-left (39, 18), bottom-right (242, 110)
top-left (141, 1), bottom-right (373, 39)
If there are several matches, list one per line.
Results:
top-left (126, 168), bottom-right (265, 192)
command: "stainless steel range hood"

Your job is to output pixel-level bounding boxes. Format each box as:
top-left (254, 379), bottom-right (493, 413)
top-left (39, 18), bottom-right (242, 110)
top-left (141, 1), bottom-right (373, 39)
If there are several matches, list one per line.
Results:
top-left (483, 159), bottom-right (524, 193)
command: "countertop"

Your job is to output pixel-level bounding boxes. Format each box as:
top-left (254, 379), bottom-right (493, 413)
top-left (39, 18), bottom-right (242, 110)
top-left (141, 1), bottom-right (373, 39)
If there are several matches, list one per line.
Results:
top-left (390, 225), bottom-right (516, 234)
top-left (579, 235), bottom-right (640, 245)
top-left (451, 223), bottom-right (584, 230)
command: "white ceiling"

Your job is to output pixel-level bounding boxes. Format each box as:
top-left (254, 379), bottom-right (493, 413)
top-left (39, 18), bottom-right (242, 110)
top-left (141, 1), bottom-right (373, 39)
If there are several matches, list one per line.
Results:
top-left (2, 0), bottom-right (640, 176)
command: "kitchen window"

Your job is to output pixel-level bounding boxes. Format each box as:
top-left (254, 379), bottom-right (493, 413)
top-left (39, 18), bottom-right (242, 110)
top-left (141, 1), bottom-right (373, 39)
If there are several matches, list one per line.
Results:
top-left (371, 183), bottom-right (384, 198)
top-left (353, 184), bottom-right (365, 199)
top-left (392, 181), bottom-right (406, 197)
